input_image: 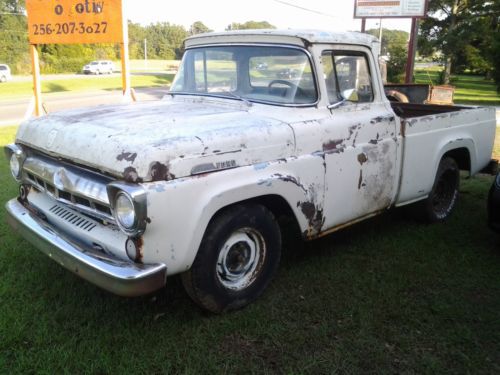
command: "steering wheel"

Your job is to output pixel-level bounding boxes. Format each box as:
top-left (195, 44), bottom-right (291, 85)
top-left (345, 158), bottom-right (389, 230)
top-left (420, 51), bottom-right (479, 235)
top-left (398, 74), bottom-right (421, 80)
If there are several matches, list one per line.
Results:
top-left (268, 79), bottom-right (305, 99)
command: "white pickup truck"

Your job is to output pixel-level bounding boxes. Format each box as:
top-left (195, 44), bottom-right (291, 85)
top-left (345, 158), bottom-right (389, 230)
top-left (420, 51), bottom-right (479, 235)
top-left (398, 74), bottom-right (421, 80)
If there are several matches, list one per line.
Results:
top-left (5, 30), bottom-right (497, 312)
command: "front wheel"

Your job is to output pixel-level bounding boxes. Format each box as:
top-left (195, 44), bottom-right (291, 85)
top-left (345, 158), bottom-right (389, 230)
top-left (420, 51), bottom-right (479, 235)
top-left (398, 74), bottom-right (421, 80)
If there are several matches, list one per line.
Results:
top-left (415, 157), bottom-right (460, 222)
top-left (181, 204), bottom-right (281, 313)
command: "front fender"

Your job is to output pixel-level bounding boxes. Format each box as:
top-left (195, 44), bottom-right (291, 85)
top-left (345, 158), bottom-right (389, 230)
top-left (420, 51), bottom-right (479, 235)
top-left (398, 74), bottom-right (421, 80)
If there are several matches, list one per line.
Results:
top-left (141, 155), bottom-right (325, 275)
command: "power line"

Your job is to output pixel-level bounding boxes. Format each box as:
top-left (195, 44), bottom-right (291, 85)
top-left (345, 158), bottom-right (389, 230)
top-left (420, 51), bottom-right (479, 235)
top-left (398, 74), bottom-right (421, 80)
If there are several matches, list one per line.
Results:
top-left (271, 0), bottom-right (339, 19)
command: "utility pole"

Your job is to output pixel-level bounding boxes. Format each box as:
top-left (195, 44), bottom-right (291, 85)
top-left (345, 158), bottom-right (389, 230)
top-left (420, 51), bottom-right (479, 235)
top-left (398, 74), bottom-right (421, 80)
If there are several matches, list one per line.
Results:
top-left (405, 17), bottom-right (419, 83)
top-left (144, 39), bottom-right (147, 70)
top-left (378, 18), bottom-right (383, 43)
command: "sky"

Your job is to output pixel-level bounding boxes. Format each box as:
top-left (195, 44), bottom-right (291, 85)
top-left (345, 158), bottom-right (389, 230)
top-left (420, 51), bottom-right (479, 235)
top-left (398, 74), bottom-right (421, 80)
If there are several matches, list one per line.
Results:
top-left (123, 0), bottom-right (413, 33)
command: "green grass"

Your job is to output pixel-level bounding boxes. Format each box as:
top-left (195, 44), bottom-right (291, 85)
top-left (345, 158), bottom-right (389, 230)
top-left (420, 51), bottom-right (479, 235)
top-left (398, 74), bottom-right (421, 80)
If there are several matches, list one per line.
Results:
top-left (129, 59), bottom-right (179, 72)
top-left (0, 73), bottom-right (174, 100)
top-left (415, 70), bottom-right (500, 105)
top-left (1, 126), bottom-right (499, 373)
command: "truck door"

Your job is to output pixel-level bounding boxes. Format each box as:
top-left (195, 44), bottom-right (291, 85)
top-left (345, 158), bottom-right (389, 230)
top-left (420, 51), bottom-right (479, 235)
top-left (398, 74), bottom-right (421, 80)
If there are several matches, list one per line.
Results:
top-left (320, 47), bottom-right (399, 229)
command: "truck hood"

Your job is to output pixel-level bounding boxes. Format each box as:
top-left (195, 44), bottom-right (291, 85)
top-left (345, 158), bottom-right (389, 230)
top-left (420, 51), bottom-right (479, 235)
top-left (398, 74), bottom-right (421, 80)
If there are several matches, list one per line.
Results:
top-left (16, 97), bottom-right (295, 182)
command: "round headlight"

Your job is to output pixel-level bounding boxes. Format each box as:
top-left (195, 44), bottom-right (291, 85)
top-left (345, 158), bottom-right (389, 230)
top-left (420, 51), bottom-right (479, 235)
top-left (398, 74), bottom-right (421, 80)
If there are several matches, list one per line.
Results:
top-left (115, 193), bottom-right (136, 229)
top-left (10, 153), bottom-right (21, 179)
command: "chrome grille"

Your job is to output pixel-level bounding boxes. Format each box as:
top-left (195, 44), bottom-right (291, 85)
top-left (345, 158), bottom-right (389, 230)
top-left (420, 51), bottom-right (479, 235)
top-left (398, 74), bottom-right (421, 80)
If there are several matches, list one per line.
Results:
top-left (22, 154), bottom-right (115, 223)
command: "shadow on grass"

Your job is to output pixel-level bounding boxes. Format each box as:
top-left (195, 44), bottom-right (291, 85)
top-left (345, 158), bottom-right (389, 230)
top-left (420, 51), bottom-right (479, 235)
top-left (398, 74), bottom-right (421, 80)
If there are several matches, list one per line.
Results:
top-left (42, 82), bottom-right (70, 94)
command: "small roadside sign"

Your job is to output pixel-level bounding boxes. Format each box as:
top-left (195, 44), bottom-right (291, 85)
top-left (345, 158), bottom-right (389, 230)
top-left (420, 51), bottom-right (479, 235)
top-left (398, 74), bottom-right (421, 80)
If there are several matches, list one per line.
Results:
top-left (26, 0), bottom-right (123, 44)
top-left (354, 0), bottom-right (428, 18)
top-left (24, 0), bottom-right (132, 117)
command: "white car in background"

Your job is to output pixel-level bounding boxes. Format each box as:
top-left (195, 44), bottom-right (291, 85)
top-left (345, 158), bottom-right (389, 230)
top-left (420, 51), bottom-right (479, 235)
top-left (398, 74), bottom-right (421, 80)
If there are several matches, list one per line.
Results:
top-left (82, 60), bottom-right (115, 75)
top-left (0, 64), bottom-right (12, 82)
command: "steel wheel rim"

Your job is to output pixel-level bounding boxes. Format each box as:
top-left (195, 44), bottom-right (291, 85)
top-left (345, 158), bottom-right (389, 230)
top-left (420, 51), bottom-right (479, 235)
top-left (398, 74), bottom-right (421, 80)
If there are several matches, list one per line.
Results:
top-left (216, 228), bottom-right (266, 291)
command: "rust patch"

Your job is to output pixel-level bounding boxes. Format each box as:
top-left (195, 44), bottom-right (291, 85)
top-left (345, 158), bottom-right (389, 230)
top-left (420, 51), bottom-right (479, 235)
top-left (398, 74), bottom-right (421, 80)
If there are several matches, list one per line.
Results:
top-left (347, 125), bottom-right (357, 139)
top-left (323, 139), bottom-right (345, 154)
top-left (150, 162), bottom-right (175, 181)
top-left (298, 201), bottom-right (325, 235)
top-left (123, 166), bottom-right (142, 183)
top-left (368, 133), bottom-right (380, 145)
top-left (358, 170), bottom-right (363, 190)
top-left (371, 115), bottom-right (394, 124)
top-left (273, 173), bottom-right (307, 192)
top-left (117, 151), bottom-right (137, 163)
top-left (408, 119), bottom-right (418, 127)
top-left (131, 236), bottom-right (144, 263)
top-left (357, 153), bottom-right (368, 165)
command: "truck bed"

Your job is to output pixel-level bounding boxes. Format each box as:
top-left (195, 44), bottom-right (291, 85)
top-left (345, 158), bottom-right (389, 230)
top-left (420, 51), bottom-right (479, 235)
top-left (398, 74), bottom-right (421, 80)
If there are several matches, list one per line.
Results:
top-left (392, 102), bottom-right (496, 206)
top-left (390, 102), bottom-right (467, 119)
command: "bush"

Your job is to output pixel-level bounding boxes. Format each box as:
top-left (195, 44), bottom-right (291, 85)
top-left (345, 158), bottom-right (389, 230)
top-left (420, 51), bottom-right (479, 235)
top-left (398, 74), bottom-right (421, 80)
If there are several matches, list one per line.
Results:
top-left (387, 45), bottom-right (407, 83)
top-left (40, 55), bottom-right (88, 74)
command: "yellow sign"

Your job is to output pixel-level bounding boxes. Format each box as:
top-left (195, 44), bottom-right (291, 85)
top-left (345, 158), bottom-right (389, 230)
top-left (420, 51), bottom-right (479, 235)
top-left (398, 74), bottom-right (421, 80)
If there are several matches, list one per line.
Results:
top-left (26, 0), bottom-right (123, 44)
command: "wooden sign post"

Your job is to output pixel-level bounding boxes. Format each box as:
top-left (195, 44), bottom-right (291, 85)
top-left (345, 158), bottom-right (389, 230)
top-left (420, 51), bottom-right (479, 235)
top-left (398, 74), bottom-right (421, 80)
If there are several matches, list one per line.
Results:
top-left (25, 0), bottom-right (130, 117)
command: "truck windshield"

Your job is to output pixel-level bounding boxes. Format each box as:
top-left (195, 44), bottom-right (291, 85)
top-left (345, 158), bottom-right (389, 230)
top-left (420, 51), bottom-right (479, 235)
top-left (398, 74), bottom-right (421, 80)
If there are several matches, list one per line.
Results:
top-left (170, 45), bottom-right (317, 105)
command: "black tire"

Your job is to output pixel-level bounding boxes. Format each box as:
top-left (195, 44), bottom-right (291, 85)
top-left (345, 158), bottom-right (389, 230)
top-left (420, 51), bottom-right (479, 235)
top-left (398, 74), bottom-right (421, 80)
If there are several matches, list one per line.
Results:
top-left (0, 75), bottom-right (6, 83)
top-left (414, 157), bottom-right (460, 222)
top-left (181, 204), bottom-right (281, 313)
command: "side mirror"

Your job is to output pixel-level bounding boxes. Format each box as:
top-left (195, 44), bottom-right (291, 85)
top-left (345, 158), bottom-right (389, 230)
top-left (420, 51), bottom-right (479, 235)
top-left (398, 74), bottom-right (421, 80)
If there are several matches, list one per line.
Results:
top-left (341, 89), bottom-right (359, 102)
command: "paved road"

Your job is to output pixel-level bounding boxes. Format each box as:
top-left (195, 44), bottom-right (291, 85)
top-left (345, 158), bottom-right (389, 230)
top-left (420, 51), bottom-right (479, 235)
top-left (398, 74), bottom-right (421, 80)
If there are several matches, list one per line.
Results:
top-left (1, 87), bottom-right (498, 127)
top-left (9, 71), bottom-right (175, 83)
top-left (0, 87), bottom-right (168, 126)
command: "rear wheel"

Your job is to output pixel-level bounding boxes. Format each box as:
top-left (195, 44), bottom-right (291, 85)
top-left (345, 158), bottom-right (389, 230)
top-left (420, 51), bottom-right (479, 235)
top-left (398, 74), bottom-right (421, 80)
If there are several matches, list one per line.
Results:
top-left (414, 157), bottom-right (460, 222)
top-left (181, 204), bottom-right (281, 313)
top-left (0, 75), bottom-right (6, 83)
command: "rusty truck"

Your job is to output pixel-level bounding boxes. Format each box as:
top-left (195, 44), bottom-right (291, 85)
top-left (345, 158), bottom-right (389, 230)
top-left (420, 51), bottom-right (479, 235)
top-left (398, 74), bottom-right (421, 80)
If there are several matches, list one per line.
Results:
top-left (5, 30), bottom-right (497, 312)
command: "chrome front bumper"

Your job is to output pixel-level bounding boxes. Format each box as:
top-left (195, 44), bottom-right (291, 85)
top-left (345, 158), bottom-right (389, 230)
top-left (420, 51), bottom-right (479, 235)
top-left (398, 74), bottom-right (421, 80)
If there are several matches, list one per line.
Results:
top-left (5, 199), bottom-right (167, 297)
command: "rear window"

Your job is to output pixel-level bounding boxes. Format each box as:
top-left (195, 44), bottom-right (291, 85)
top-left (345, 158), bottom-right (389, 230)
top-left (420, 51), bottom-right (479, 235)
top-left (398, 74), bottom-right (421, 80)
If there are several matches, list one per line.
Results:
top-left (0, 66), bottom-right (7, 71)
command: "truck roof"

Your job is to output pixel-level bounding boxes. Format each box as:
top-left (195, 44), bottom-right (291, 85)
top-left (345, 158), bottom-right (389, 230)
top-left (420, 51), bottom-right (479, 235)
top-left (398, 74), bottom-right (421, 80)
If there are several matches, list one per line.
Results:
top-left (185, 29), bottom-right (379, 49)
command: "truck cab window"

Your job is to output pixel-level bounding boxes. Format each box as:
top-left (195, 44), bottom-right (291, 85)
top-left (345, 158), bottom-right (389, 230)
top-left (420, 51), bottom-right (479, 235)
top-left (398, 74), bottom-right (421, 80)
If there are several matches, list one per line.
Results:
top-left (333, 52), bottom-right (373, 103)
top-left (321, 52), bottom-right (341, 104)
top-left (322, 50), bottom-right (373, 104)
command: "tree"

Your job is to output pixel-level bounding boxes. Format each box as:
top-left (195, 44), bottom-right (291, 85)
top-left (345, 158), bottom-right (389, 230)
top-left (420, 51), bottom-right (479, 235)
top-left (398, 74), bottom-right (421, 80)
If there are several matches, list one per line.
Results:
top-left (367, 28), bottom-right (409, 56)
top-left (145, 22), bottom-right (188, 60)
top-left (128, 21), bottom-right (147, 59)
top-left (226, 21), bottom-right (275, 30)
top-left (419, 0), bottom-right (499, 84)
top-left (0, 0), bottom-right (29, 73)
top-left (367, 28), bottom-right (409, 82)
top-left (190, 21), bottom-right (212, 35)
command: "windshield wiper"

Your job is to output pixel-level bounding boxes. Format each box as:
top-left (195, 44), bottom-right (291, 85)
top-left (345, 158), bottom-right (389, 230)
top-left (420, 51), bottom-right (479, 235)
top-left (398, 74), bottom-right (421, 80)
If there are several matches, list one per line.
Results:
top-left (220, 91), bottom-right (252, 108)
top-left (166, 90), bottom-right (252, 108)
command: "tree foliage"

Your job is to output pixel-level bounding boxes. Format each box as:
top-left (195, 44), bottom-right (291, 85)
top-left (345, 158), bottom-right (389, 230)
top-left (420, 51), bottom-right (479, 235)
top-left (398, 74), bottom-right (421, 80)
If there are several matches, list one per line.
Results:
top-left (0, 0), bottom-right (28, 73)
top-left (367, 28), bottom-right (409, 83)
top-left (226, 21), bottom-right (276, 30)
top-left (419, 0), bottom-right (500, 84)
top-left (0, 10), bottom-right (276, 74)
top-left (190, 21), bottom-right (212, 35)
